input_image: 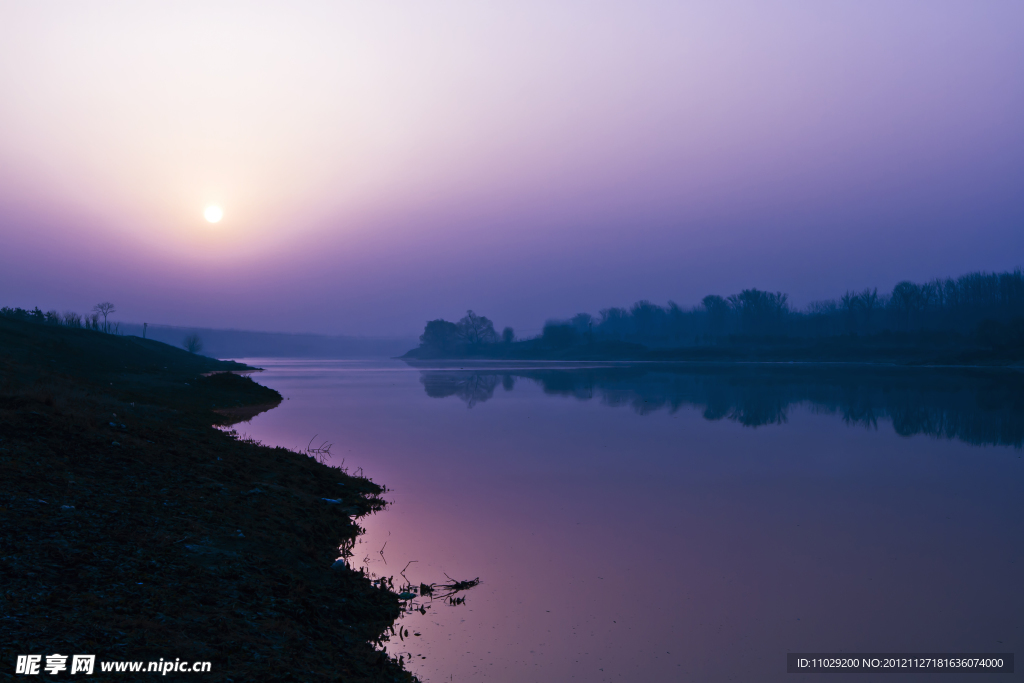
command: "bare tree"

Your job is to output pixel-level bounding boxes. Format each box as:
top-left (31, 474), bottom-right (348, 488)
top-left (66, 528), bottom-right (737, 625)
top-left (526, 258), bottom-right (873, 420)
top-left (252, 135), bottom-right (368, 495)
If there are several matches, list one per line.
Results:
top-left (701, 295), bottom-right (731, 336)
top-left (93, 302), bottom-right (116, 333)
top-left (890, 281), bottom-right (920, 330)
top-left (840, 291), bottom-right (859, 332)
top-left (456, 310), bottom-right (498, 345)
top-left (859, 288), bottom-right (879, 331)
top-left (183, 333), bottom-right (203, 354)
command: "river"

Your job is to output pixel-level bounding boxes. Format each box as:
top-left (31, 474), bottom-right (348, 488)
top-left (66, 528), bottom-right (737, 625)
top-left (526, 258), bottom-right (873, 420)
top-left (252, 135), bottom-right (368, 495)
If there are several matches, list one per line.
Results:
top-left (237, 360), bottom-right (1023, 682)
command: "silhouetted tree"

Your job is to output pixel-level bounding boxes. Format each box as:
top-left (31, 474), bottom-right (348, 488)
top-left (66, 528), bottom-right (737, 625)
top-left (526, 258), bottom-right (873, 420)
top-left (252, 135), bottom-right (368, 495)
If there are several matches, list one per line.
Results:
top-left (859, 288), bottom-right (879, 330)
top-left (93, 302), bottom-right (116, 333)
top-left (598, 307), bottom-right (630, 340)
top-left (806, 300), bottom-right (839, 336)
top-left (502, 326), bottom-right (515, 344)
top-left (941, 278), bottom-right (959, 310)
top-left (0, 307), bottom-right (46, 323)
top-left (456, 310), bottom-right (498, 345)
top-left (701, 295), bottom-right (730, 336)
top-left (183, 333), bottom-right (203, 354)
top-left (569, 313), bottom-right (593, 344)
top-left (840, 291), bottom-right (859, 333)
top-left (631, 300), bottom-right (667, 340)
top-left (570, 313), bottom-right (592, 332)
top-left (420, 319), bottom-right (461, 353)
top-left (667, 301), bottom-right (687, 343)
top-left (890, 281), bottom-right (920, 329)
top-left (728, 289), bottom-right (788, 335)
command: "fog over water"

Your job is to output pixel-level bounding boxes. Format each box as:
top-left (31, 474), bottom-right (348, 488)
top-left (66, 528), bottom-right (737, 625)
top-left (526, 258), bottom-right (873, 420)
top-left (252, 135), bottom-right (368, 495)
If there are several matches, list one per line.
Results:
top-left (239, 360), bottom-right (1024, 682)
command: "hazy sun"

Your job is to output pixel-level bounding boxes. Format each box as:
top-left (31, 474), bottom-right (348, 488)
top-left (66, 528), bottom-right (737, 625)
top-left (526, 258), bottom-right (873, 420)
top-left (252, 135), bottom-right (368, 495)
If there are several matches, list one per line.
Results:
top-left (204, 205), bottom-right (223, 223)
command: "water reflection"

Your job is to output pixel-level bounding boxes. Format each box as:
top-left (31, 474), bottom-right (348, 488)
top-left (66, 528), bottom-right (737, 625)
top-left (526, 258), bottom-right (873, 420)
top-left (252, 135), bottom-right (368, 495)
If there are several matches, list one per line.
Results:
top-left (417, 364), bottom-right (1024, 447)
top-left (420, 371), bottom-right (502, 408)
top-left (240, 360), bottom-right (1024, 682)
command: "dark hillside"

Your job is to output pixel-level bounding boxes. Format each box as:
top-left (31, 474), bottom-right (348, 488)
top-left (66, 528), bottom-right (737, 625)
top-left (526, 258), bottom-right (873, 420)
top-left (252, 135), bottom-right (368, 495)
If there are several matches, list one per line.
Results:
top-left (0, 318), bottom-right (414, 682)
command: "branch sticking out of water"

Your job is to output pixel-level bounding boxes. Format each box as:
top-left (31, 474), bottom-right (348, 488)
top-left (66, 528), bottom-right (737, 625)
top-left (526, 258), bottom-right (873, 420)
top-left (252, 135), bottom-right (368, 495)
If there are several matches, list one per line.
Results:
top-left (305, 434), bottom-right (333, 465)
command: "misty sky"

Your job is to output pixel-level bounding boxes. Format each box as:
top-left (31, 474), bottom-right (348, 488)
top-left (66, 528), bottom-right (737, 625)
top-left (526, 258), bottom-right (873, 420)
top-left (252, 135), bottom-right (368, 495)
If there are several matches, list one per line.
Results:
top-left (1, 1), bottom-right (1022, 336)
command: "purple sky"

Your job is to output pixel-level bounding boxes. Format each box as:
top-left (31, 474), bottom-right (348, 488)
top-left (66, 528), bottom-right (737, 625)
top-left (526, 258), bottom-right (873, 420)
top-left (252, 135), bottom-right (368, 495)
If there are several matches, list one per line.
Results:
top-left (1, 1), bottom-right (1022, 336)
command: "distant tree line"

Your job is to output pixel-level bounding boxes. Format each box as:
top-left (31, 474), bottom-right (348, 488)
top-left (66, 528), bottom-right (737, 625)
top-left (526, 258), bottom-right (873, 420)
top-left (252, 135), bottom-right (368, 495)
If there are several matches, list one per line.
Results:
top-left (1, 302), bottom-right (120, 334)
top-left (544, 269), bottom-right (1024, 347)
top-left (414, 268), bottom-right (1024, 355)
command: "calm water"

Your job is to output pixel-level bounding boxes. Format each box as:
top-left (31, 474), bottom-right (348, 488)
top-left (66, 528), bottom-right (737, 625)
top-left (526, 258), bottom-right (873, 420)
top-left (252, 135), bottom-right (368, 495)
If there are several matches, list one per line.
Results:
top-left (238, 360), bottom-right (1023, 682)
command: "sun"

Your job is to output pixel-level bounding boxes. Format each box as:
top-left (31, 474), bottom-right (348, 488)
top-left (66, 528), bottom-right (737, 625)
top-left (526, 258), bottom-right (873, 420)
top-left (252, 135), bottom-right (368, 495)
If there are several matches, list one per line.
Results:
top-left (204, 205), bottom-right (223, 223)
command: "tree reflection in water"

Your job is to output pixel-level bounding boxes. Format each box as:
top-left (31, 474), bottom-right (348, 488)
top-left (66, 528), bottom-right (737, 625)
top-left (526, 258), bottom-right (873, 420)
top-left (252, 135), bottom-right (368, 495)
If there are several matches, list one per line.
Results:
top-left (420, 372), bottom-right (501, 408)
top-left (416, 364), bottom-right (1024, 447)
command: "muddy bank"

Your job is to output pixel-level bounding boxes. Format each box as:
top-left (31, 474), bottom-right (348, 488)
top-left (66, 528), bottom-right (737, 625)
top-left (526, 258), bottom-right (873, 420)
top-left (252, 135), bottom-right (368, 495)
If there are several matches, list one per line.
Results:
top-left (0, 317), bottom-right (415, 681)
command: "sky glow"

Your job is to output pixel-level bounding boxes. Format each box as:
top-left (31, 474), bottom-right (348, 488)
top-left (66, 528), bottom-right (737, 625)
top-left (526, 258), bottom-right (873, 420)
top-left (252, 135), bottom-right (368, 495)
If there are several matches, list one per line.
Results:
top-left (0, 1), bottom-right (1022, 335)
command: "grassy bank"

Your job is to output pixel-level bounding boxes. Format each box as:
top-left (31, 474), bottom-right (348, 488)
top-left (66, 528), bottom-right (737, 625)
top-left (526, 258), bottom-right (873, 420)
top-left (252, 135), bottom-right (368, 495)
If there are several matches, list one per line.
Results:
top-left (0, 317), bottom-right (414, 682)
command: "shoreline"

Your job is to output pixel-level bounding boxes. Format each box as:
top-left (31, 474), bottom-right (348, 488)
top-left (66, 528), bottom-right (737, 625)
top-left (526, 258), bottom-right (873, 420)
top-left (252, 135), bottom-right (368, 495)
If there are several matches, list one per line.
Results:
top-left (401, 343), bottom-right (1024, 367)
top-left (402, 357), bottom-right (1024, 371)
top-left (0, 318), bottom-right (415, 681)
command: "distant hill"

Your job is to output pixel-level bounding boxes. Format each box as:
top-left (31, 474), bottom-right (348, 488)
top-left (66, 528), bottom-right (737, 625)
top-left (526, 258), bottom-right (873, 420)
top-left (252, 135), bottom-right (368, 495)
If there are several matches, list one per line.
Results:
top-left (119, 323), bottom-right (417, 360)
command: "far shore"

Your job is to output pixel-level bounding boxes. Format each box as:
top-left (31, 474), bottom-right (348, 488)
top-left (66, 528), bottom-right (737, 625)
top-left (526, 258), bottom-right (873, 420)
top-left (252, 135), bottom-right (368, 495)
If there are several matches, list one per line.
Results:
top-left (400, 334), bottom-right (1024, 367)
